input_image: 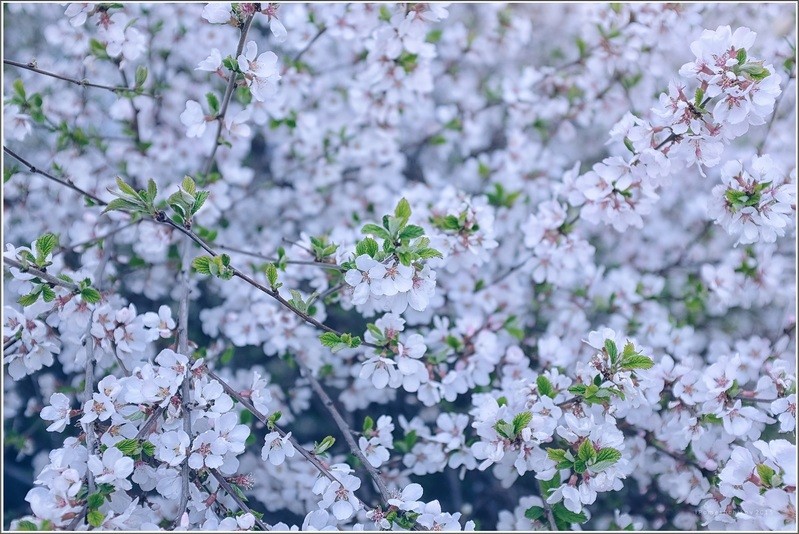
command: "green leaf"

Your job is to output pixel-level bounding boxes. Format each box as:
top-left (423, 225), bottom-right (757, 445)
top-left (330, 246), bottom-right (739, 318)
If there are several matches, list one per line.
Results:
top-left (81, 287), bottom-right (101, 304)
top-left (17, 520), bottom-right (37, 531)
top-left (319, 332), bottom-right (341, 348)
top-left (604, 338), bottom-right (618, 364)
top-left (206, 92), bottom-right (220, 116)
top-left (13, 78), bottom-right (26, 101)
top-left (620, 354), bottom-right (654, 370)
top-left (314, 435), bottom-right (336, 455)
top-left (577, 438), bottom-right (596, 462)
top-left (568, 384), bottom-right (587, 396)
top-left (416, 247), bottom-right (443, 259)
top-left (141, 440), bottom-right (155, 457)
top-left (756, 463), bottom-right (775, 486)
top-left (101, 197), bottom-right (142, 214)
top-left (135, 65), bottom-right (148, 87)
top-left (493, 419), bottom-right (514, 439)
top-left (87, 492), bottom-right (105, 510)
top-left (35, 233), bottom-right (58, 259)
top-left (394, 197), bottom-right (411, 222)
top-left (18, 290), bottom-right (40, 307)
top-left (363, 416), bottom-right (374, 433)
top-left (355, 237), bottom-right (378, 258)
top-left (147, 178), bottom-right (158, 201)
top-left (88, 38), bottom-right (108, 58)
top-left (512, 411), bottom-right (533, 436)
top-left (265, 263), bottom-right (279, 289)
top-left (87, 510), bottom-right (105, 528)
top-left (536, 375), bottom-right (555, 398)
top-left (192, 256), bottom-right (212, 275)
top-left (398, 224), bottom-right (425, 240)
top-left (115, 438), bottom-right (141, 456)
top-left (115, 176), bottom-right (138, 198)
top-left (41, 285), bottom-right (56, 302)
top-left (191, 190), bottom-right (209, 215)
top-left (362, 223), bottom-right (391, 240)
top-left (591, 447), bottom-right (622, 472)
top-left (736, 48), bottom-right (747, 65)
top-left (552, 504), bottom-right (587, 524)
top-left (524, 506), bottom-right (544, 521)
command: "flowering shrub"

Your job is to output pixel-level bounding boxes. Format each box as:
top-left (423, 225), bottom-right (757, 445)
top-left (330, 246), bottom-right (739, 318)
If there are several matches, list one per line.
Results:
top-left (2, 2), bottom-right (796, 532)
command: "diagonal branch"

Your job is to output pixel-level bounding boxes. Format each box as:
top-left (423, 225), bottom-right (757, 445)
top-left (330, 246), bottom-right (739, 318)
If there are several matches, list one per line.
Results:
top-left (303, 370), bottom-right (392, 504)
top-left (3, 58), bottom-right (158, 97)
top-left (3, 146), bottom-right (106, 205)
top-left (3, 257), bottom-right (80, 291)
top-left (209, 469), bottom-right (270, 531)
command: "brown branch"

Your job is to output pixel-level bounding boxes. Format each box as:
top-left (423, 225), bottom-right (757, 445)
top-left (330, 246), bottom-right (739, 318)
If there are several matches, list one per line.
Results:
top-left (201, 14), bottom-right (255, 177)
top-left (209, 469), bottom-right (270, 531)
top-left (290, 25), bottom-right (327, 66)
top-left (135, 406), bottom-right (165, 440)
top-left (203, 367), bottom-right (342, 488)
top-left (3, 58), bottom-right (158, 97)
top-left (303, 371), bottom-right (393, 504)
top-left (3, 257), bottom-right (80, 291)
top-left (175, 239), bottom-right (193, 522)
top-left (3, 146), bottom-right (107, 205)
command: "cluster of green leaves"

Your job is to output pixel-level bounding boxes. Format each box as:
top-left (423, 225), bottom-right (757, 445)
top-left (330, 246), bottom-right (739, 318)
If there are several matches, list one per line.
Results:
top-left (732, 49), bottom-right (772, 81)
top-left (547, 439), bottom-right (623, 476)
top-left (9, 79), bottom-right (45, 123)
top-left (724, 181), bottom-right (770, 212)
top-left (192, 254), bottom-right (235, 280)
top-left (604, 339), bottom-right (654, 372)
top-left (566, 375), bottom-right (626, 406)
top-left (393, 429), bottom-right (418, 454)
top-left (85, 438), bottom-right (155, 526)
top-left (525, 473), bottom-right (589, 529)
top-left (167, 176), bottom-right (209, 227)
top-left (566, 340), bottom-right (653, 405)
top-left (536, 375), bottom-right (557, 399)
top-left (319, 331), bottom-right (362, 353)
top-left (309, 235), bottom-right (339, 262)
top-left (103, 176), bottom-right (160, 219)
top-left (493, 411), bottom-right (533, 441)
top-left (486, 182), bottom-right (522, 208)
top-left (354, 198), bottom-right (442, 268)
top-left (430, 205), bottom-right (480, 235)
top-left (266, 411), bottom-right (282, 430)
top-left (15, 234), bottom-right (101, 306)
top-left (14, 519), bottom-right (54, 531)
top-left (385, 510), bottom-right (420, 530)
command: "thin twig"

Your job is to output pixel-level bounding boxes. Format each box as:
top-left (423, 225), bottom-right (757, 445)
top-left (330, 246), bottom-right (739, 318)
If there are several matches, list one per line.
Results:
top-left (3, 257), bottom-right (80, 291)
top-left (290, 25), bottom-right (327, 66)
top-left (216, 243), bottom-right (343, 271)
top-left (163, 220), bottom-right (381, 348)
top-left (135, 406), bottom-right (165, 440)
top-left (204, 367), bottom-right (342, 487)
top-left (3, 146), bottom-right (107, 205)
top-left (175, 239), bottom-right (193, 522)
top-left (3, 331), bottom-right (22, 351)
top-left (209, 469), bottom-right (270, 531)
top-left (201, 14), bottom-right (255, 177)
top-left (303, 371), bottom-right (393, 504)
top-left (82, 309), bottom-right (97, 498)
top-left (3, 58), bottom-right (158, 97)
top-left (536, 478), bottom-right (558, 530)
top-left (55, 220), bottom-right (141, 256)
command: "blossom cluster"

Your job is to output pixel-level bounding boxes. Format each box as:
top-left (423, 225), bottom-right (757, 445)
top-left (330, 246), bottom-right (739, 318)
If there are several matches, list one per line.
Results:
top-left (2, 2), bottom-right (796, 532)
